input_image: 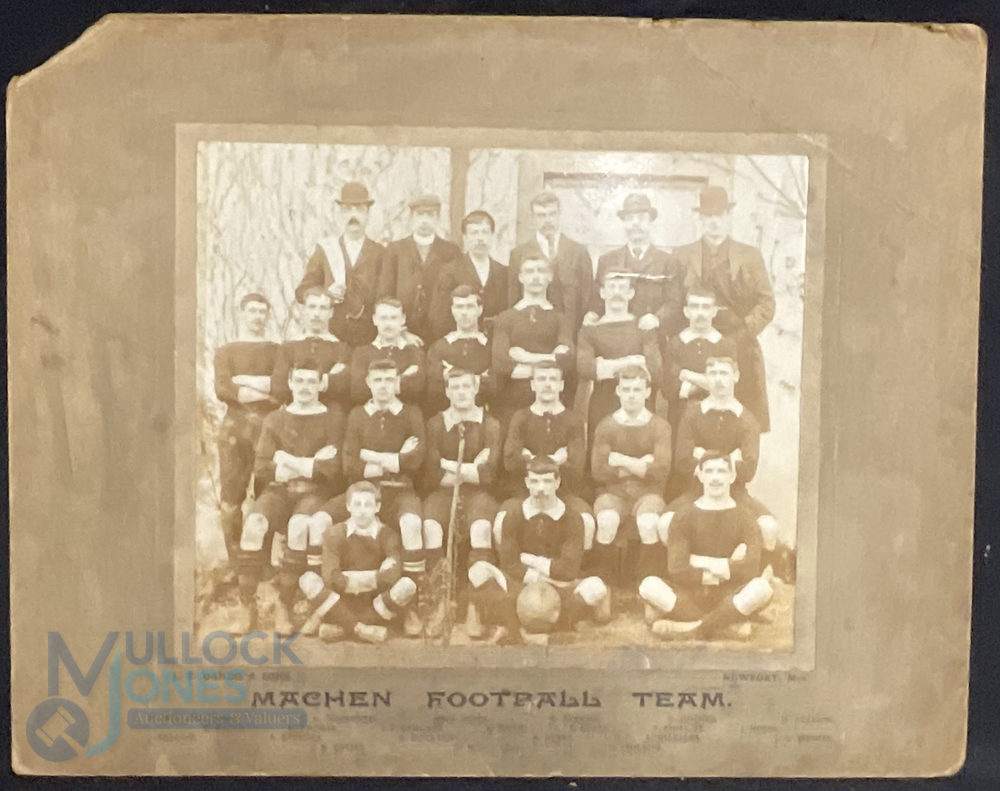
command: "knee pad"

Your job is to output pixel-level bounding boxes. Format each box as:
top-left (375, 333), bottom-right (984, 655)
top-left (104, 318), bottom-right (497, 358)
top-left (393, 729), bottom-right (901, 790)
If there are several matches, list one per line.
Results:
top-left (298, 571), bottom-right (325, 599)
top-left (638, 576), bottom-right (676, 614)
top-left (636, 512), bottom-right (660, 545)
top-left (400, 514), bottom-right (424, 550)
top-left (470, 519), bottom-right (492, 550)
top-left (468, 560), bottom-right (506, 591)
top-left (757, 516), bottom-right (779, 552)
top-left (308, 512), bottom-right (332, 546)
top-left (575, 576), bottom-right (607, 606)
top-left (581, 513), bottom-right (596, 551)
top-left (492, 511), bottom-right (507, 547)
top-left (422, 520), bottom-right (444, 550)
top-left (239, 514), bottom-right (269, 551)
top-left (286, 514), bottom-right (310, 551)
top-left (390, 576), bottom-right (417, 606)
top-left (733, 576), bottom-right (774, 616)
top-left (656, 512), bottom-right (675, 545)
top-left (595, 511), bottom-right (620, 545)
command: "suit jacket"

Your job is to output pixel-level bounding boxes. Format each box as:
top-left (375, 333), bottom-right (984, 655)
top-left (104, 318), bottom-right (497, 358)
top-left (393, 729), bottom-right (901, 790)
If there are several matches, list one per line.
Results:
top-left (428, 254), bottom-right (509, 342)
top-left (589, 244), bottom-right (685, 335)
top-left (378, 235), bottom-right (462, 343)
top-left (507, 234), bottom-right (594, 329)
top-left (295, 235), bottom-right (383, 347)
top-left (672, 238), bottom-right (775, 337)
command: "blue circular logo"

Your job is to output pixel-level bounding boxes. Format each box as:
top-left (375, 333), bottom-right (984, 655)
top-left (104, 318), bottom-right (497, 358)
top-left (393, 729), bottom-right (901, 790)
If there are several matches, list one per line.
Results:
top-left (26, 699), bottom-right (90, 762)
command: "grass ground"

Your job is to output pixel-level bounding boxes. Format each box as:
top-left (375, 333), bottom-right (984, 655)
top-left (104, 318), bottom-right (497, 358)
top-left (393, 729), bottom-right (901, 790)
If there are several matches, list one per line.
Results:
top-left (196, 562), bottom-right (795, 661)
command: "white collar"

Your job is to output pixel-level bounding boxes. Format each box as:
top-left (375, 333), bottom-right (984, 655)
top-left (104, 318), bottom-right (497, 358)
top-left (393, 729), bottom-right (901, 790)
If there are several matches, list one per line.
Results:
top-left (629, 244), bottom-right (650, 259)
top-left (700, 398), bottom-right (744, 417)
top-left (514, 297), bottom-right (554, 311)
top-left (536, 230), bottom-right (561, 256)
top-left (612, 407), bottom-right (653, 427)
top-left (679, 327), bottom-right (723, 344)
top-left (529, 401), bottom-right (565, 416)
top-left (364, 399), bottom-right (404, 416)
top-left (413, 232), bottom-right (436, 247)
top-left (694, 495), bottom-right (737, 511)
top-left (442, 405), bottom-right (484, 432)
top-left (290, 330), bottom-right (341, 343)
top-left (522, 497), bottom-right (566, 520)
top-left (444, 330), bottom-right (488, 345)
top-left (286, 403), bottom-right (328, 416)
top-left (596, 312), bottom-right (634, 325)
top-left (346, 518), bottom-right (382, 538)
top-left (372, 336), bottom-right (408, 350)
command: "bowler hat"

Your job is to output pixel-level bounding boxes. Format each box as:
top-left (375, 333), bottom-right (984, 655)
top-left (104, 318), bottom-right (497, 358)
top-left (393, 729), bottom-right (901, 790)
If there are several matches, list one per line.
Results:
top-left (617, 193), bottom-right (658, 220)
top-left (408, 194), bottom-right (442, 211)
top-left (695, 186), bottom-right (735, 216)
top-left (336, 182), bottom-right (374, 207)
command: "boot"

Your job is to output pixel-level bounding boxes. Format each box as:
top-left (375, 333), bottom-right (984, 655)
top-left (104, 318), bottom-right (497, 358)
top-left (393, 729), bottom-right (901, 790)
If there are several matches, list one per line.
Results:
top-left (273, 597), bottom-right (295, 637)
top-left (421, 559), bottom-right (451, 640)
top-left (592, 591), bottom-right (612, 625)
top-left (319, 624), bottom-right (345, 643)
top-left (652, 619), bottom-right (702, 640)
top-left (353, 623), bottom-right (388, 644)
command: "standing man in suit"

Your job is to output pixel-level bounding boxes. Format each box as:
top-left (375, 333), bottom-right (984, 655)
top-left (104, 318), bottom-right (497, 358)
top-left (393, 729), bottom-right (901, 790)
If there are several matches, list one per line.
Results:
top-left (585, 193), bottom-right (685, 338)
top-left (295, 181), bottom-right (384, 348)
top-left (378, 194), bottom-right (462, 345)
top-left (672, 186), bottom-right (775, 431)
top-left (428, 210), bottom-right (509, 343)
top-left (507, 192), bottom-right (594, 331)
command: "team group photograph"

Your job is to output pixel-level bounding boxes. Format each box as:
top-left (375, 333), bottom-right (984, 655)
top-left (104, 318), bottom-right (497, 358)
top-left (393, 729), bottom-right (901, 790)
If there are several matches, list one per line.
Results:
top-left (194, 142), bottom-right (809, 654)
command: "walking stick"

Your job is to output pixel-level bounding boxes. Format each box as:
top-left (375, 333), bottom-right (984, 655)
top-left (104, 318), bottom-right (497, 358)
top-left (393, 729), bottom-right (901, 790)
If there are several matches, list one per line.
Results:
top-left (442, 422), bottom-right (466, 648)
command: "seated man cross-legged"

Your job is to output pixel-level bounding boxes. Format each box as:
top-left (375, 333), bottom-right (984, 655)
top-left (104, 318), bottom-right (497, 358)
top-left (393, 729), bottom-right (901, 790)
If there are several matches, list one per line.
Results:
top-left (299, 481), bottom-right (418, 644)
top-left (469, 456), bottom-right (610, 645)
top-left (639, 451), bottom-right (774, 641)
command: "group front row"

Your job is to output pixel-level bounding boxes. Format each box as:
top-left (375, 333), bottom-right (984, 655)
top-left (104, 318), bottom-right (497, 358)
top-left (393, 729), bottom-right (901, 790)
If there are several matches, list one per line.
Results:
top-left (225, 349), bottom-right (793, 646)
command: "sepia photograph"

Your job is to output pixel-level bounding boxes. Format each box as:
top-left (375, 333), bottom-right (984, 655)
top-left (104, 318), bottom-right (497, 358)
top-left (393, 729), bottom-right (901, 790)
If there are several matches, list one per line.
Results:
top-left (184, 129), bottom-right (820, 667)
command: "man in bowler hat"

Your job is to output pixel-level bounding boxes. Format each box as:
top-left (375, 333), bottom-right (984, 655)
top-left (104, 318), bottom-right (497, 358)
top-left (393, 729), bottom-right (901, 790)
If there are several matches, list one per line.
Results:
top-left (295, 181), bottom-right (384, 347)
top-left (672, 186), bottom-right (775, 431)
top-left (378, 194), bottom-right (462, 345)
top-left (585, 193), bottom-right (685, 337)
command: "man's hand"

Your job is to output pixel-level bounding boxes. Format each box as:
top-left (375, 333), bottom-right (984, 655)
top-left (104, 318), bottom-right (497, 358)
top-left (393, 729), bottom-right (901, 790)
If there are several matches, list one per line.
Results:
top-left (400, 436), bottom-right (419, 455)
top-left (730, 543), bottom-right (747, 563)
top-left (511, 363), bottom-right (533, 380)
top-left (523, 568), bottom-right (544, 585)
top-left (520, 553), bottom-right (552, 576)
top-left (553, 345), bottom-right (570, 357)
top-left (550, 446), bottom-right (569, 466)
top-left (693, 446), bottom-right (706, 461)
top-left (329, 362), bottom-right (347, 376)
top-left (237, 386), bottom-right (269, 404)
top-left (607, 451), bottom-right (628, 468)
top-left (363, 461), bottom-right (384, 479)
top-left (441, 360), bottom-right (454, 375)
top-left (625, 457), bottom-right (648, 478)
top-left (314, 445), bottom-right (338, 461)
top-left (582, 311), bottom-right (600, 327)
top-left (702, 569), bottom-right (721, 586)
top-left (402, 330), bottom-right (424, 347)
top-left (401, 365), bottom-right (419, 378)
top-left (508, 346), bottom-right (531, 363)
top-left (473, 448), bottom-right (490, 466)
top-left (637, 313), bottom-right (660, 331)
top-left (328, 282), bottom-right (346, 303)
top-left (521, 448), bottom-right (534, 461)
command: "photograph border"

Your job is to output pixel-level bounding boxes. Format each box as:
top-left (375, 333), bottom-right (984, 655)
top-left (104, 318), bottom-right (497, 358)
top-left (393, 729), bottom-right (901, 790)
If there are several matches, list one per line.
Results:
top-left (175, 123), bottom-right (827, 671)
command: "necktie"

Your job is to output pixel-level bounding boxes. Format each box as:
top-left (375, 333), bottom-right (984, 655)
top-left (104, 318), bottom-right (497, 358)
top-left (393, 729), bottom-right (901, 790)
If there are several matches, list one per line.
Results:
top-left (547, 234), bottom-right (557, 258)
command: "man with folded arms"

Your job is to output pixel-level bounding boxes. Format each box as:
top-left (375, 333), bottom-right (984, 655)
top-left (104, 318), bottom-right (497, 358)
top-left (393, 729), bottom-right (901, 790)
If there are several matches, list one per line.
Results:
top-left (424, 285), bottom-right (494, 416)
top-left (349, 297), bottom-right (426, 406)
top-left (468, 457), bottom-right (610, 645)
top-left (298, 481), bottom-right (417, 644)
top-left (214, 293), bottom-right (280, 565)
top-left (639, 451), bottom-right (773, 641)
top-left (233, 358), bottom-right (345, 635)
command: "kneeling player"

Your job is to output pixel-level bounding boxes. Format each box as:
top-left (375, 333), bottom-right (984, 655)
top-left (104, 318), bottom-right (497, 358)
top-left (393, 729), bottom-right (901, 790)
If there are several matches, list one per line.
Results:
top-left (422, 368), bottom-right (502, 638)
top-left (639, 452), bottom-right (773, 641)
top-left (469, 457), bottom-right (610, 644)
top-left (590, 366), bottom-right (672, 586)
top-left (234, 358), bottom-right (345, 634)
top-left (298, 481), bottom-right (417, 644)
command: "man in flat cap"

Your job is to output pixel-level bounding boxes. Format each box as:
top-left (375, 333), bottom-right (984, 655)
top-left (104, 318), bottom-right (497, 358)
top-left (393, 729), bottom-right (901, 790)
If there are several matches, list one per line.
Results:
top-left (378, 194), bottom-right (462, 346)
top-left (585, 193), bottom-right (685, 338)
top-left (507, 192), bottom-right (594, 331)
top-left (295, 181), bottom-right (384, 348)
top-left (672, 186), bottom-right (775, 431)
top-left (428, 210), bottom-right (509, 343)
